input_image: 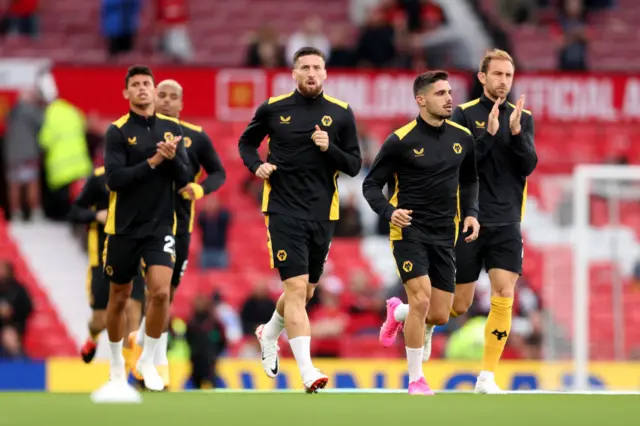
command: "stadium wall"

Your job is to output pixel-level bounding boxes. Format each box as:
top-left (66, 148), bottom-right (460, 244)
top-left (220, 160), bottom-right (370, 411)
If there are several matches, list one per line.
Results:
top-left (1, 360), bottom-right (640, 392)
top-left (25, 66), bottom-right (640, 123)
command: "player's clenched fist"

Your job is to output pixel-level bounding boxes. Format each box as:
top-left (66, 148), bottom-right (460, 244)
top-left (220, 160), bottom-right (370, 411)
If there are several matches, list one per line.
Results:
top-left (463, 216), bottom-right (480, 242)
top-left (312, 125), bottom-right (329, 152)
top-left (391, 209), bottom-right (413, 228)
top-left (255, 163), bottom-right (277, 179)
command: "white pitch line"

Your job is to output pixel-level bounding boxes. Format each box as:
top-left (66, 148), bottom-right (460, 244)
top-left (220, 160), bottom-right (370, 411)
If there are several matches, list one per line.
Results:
top-left (195, 389), bottom-right (640, 395)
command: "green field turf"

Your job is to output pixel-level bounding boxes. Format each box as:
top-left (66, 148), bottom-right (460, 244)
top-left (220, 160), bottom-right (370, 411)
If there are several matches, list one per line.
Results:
top-left (1, 392), bottom-right (639, 426)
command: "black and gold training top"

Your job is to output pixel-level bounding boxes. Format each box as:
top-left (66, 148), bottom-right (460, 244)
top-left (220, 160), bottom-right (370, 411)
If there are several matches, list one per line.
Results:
top-left (174, 120), bottom-right (226, 236)
top-left (451, 94), bottom-right (537, 225)
top-left (238, 90), bottom-right (362, 222)
top-left (104, 110), bottom-right (191, 237)
top-left (363, 115), bottom-right (479, 247)
top-left (68, 167), bottom-right (109, 267)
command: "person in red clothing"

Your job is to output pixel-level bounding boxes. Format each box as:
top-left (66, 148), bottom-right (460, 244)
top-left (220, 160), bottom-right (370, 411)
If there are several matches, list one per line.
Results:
top-left (156, 0), bottom-right (193, 61)
top-left (5, 0), bottom-right (39, 38)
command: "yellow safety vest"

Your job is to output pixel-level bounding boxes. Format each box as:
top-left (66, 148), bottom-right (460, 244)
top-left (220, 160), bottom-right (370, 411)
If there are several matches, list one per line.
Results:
top-left (39, 99), bottom-right (92, 190)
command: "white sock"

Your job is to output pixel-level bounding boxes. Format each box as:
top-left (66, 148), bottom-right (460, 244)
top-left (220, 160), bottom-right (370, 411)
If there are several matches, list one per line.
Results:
top-left (289, 336), bottom-right (314, 378)
top-left (394, 304), bottom-right (409, 322)
top-left (139, 334), bottom-right (159, 365)
top-left (109, 339), bottom-right (125, 367)
top-left (154, 332), bottom-right (169, 366)
top-left (136, 317), bottom-right (146, 346)
top-left (406, 347), bottom-right (424, 383)
top-left (479, 370), bottom-right (494, 381)
top-left (262, 311), bottom-right (285, 340)
top-left (426, 324), bottom-right (435, 334)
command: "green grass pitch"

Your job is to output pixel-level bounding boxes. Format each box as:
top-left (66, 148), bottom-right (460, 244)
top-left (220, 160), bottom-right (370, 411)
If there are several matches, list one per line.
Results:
top-left (1, 392), bottom-right (639, 426)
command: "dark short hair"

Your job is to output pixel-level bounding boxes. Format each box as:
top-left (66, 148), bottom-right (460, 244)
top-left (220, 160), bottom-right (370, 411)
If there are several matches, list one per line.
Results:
top-left (413, 70), bottom-right (449, 96)
top-left (293, 47), bottom-right (326, 66)
top-left (125, 65), bottom-right (155, 88)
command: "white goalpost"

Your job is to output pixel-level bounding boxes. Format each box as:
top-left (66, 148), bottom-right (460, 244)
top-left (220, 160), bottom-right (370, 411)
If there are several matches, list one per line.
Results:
top-left (571, 165), bottom-right (640, 391)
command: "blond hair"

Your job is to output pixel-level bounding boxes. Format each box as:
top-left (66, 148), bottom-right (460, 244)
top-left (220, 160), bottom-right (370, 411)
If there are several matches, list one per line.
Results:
top-left (479, 49), bottom-right (515, 74)
top-left (157, 79), bottom-right (183, 97)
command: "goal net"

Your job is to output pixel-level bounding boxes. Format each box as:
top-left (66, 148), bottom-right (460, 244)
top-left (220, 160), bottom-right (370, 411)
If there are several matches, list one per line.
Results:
top-left (533, 165), bottom-right (640, 392)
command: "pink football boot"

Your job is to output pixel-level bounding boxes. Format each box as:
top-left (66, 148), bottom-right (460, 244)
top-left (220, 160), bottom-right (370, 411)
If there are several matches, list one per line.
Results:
top-left (408, 377), bottom-right (435, 395)
top-left (379, 297), bottom-right (403, 347)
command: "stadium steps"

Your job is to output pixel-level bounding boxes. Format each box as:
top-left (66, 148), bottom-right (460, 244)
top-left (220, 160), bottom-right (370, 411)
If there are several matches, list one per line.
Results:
top-left (0, 216), bottom-right (76, 358)
top-left (9, 220), bottom-right (93, 356)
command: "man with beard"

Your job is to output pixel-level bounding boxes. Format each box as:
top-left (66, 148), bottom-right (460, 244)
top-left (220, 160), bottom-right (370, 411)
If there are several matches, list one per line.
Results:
top-left (380, 50), bottom-right (538, 394)
top-left (92, 65), bottom-right (191, 402)
top-left (363, 70), bottom-right (479, 395)
top-left (238, 46), bottom-right (362, 393)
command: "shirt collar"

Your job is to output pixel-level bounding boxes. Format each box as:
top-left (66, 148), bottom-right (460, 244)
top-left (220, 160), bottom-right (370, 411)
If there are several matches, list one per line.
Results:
top-left (416, 114), bottom-right (446, 134)
top-left (129, 109), bottom-right (156, 127)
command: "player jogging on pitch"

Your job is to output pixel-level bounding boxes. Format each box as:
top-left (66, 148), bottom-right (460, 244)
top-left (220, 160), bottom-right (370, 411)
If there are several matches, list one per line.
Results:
top-left (379, 50), bottom-right (537, 394)
top-left (91, 65), bottom-right (192, 402)
top-left (69, 166), bottom-right (145, 369)
top-left (130, 79), bottom-right (226, 389)
top-left (238, 47), bottom-right (362, 393)
top-left (363, 71), bottom-right (479, 395)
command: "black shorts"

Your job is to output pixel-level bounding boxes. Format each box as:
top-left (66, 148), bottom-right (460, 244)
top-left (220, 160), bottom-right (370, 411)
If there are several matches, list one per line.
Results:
top-left (455, 223), bottom-right (523, 284)
top-left (391, 240), bottom-right (456, 293)
top-left (171, 233), bottom-right (191, 288)
top-left (87, 266), bottom-right (145, 310)
top-left (266, 214), bottom-right (335, 283)
top-left (103, 234), bottom-right (176, 284)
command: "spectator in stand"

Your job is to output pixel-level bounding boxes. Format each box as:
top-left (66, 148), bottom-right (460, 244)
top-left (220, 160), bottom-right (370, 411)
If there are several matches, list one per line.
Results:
top-left (0, 326), bottom-right (25, 359)
top-left (4, 0), bottom-right (39, 38)
top-left (327, 25), bottom-right (355, 68)
top-left (100, 0), bottom-right (141, 57)
top-left (309, 279), bottom-right (348, 358)
top-left (156, 0), bottom-right (193, 62)
top-left (555, 0), bottom-right (590, 70)
top-left (392, 32), bottom-right (428, 71)
top-left (240, 280), bottom-right (276, 336)
top-left (185, 295), bottom-right (227, 389)
top-left (3, 86), bottom-right (44, 222)
top-left (0, 260), bottom-right (33, 350)
top-left (199, 196), bottom-right (231, 269)
top-left (245, 25), bottom-right (285, 68)
top-left (335, 193), bottom-right (363, 237)
top-left (355, 7), bottom-right (397, 68)
top-left (343, 269), bottom-right (383, 335)
top-left (498, 0), bottom-right (539, 25)
top-left (285, 16), bottom-right (331, 66)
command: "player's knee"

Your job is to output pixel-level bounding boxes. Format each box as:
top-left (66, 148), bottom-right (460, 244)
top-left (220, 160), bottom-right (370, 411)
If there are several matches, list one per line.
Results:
top-left (148, 288), bottom-right (170, 306)
top-left (452, 298), bottom-right (472, 316)
top-left (305, 285), bottom-right (317, 304)
top-left (491, 280), bottom-right (516, 298)
top-left (91, 311), bottom-right (107, 331)
top-left (408, 293), bottom-right (430, 317)
top-left (428, 310), bottom-right (449, 326)
top-left (109, 284), bottom-right (131, 309)
top-left (284, 287), bottom-right (306, 305)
